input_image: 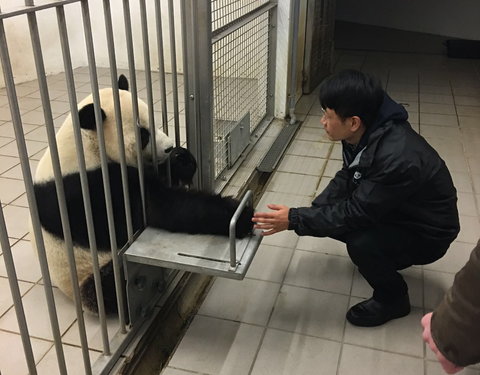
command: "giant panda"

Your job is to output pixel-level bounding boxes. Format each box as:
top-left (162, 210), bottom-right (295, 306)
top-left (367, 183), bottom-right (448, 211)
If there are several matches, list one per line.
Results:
top-left (32, 75), bottom-right (253, 314)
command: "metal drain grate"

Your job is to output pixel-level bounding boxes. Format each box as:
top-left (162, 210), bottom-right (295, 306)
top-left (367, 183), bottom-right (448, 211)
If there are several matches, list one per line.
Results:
top-left (256, 121), bottom-right (300, 173)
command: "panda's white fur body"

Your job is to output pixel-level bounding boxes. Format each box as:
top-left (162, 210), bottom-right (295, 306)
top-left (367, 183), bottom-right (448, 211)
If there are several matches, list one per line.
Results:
top-left (32, 76), bottom-right (253, 314)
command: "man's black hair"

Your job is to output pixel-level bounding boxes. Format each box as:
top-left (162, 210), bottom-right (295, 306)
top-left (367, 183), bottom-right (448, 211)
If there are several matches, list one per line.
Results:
top-left (319, 69), bottom-right (384, 128)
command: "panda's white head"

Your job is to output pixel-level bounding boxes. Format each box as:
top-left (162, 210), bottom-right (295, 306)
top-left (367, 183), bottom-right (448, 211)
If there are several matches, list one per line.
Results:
top-left (77, 75), bottom-right (174, 166)
top-left (35, 75), bottom-right (174, 181)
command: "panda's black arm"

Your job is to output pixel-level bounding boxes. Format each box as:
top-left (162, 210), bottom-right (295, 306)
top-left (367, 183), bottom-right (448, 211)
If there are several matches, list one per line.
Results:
top-left (144, 173), bottom-right (253, 238)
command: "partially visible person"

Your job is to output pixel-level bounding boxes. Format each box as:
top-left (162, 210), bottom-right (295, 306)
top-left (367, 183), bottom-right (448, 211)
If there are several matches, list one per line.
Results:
top-left (253, 69), bottom-right (460, 327)
top-left (421, 240), bottom-right (480, 374)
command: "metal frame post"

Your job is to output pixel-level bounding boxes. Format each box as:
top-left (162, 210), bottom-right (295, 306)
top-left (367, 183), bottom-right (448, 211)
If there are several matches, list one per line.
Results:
top-left (183, 0), bottom-right (215, 192)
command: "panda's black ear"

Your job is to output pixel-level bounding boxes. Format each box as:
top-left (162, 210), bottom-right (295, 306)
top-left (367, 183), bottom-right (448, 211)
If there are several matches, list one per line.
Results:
top-left (118, 75), bottom-right (129, 91)
top-left (78, 103), bottom-right (106, 131)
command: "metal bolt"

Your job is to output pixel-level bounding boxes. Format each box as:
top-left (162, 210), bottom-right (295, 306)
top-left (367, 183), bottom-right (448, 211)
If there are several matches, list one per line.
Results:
top-left (135, 276), bottom-right (146, 291)
top-left (189, 94), bottom-right (195, 100)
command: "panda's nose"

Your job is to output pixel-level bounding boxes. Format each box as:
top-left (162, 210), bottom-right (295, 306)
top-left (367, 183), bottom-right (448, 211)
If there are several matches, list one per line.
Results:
top-left (165, 146), bottom-right (173, 154)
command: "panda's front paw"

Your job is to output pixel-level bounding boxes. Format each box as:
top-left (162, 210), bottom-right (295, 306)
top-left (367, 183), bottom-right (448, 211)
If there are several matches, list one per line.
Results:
top-left (235, 205), bottom-right (255, 238)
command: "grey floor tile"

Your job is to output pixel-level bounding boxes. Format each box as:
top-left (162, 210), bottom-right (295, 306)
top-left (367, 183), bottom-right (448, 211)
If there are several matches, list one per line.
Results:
top-left (457, 192), bottom-right (478, 216)
top-left (2, 205), bottom-right (30, 239)
top-left (0, 277), bottom-right (32, 317)
top-left (420, 125), bottom-right (461, 140)
top-left (161, 368), bottom-right (197, 375)
top-left (450, 171), bottom-right (474, 193)
top-left (296, 236), bottom-right (347, 257)
top-left (265, 171), bottom-right (319, 197)
top-left (443, 154), bottom-right (470, 173)
top-left (323, 159), bottom-right (343, 177)
top-left (420, 113), bottom-right (459, 127)
top-left (458, 115), bottom-right (480, 128)
top-left (251, 328), bottom-right (342, 375)
top-left (338, 344), bottom-right (424, 375)
top-left (424, 241), bottom-right (474, 274)
top-left (284, 250), bottom-right (354, 295)
top-left (0, 122), bottom-right (38, 138)
top-left (0, 177), bottom-right (25, 204)
top-left (0, 330), bottom-right (52, 375)
top-left (277, 155), bottom-right (327, 176)
top-left (286, 139), bottom-right (331, 159)
top-left (62, 314), bottom-right (120, 352)
top-left (269, 284), bottom-right (349, 341)
top-left (168, 315), bottom-right (263, 375)
top-left (0, 138), bottom-right (46, 158)
top-left (457, 105), bottom-right (480, 117)
top-left (198, 278), bottom-right (280, 326)
top-left (424, 270), bottom-right (455, 310)
top-left (246, 244), bottom-right (293, 283)
top-left (0, 240), bottom-right (41, 283)
top-left (420, 93), bottom-right (454, 104)
top-left (455, 96), bottom-right (480, 107)
top-left (36, 344), bottom-right (101, 375)
top-left (457, 215), bottom-right (480, 244)
top-left (0, 284), bottom-right (77, 340)
top-left (345, 297), bottom-right (424, 357)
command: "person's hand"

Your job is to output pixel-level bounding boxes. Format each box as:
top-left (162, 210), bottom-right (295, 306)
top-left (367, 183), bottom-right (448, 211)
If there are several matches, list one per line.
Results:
top-left (252, 204), bottom-right (290, 236)
top-left (421, 313), bottom-right (464, 374)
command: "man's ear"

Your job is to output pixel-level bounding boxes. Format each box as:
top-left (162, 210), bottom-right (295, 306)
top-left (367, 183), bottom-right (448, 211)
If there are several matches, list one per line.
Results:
top-left (350, 116), bottom-right (363, 132)
top-left (78, 103), bottom-right (106, 130)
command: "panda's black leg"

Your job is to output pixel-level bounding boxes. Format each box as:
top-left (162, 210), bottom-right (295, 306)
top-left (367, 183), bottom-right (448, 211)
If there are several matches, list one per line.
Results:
top-left (145, 183), bottom-right (254, 238)
top-left (80, 261), bottom-right (118, 315)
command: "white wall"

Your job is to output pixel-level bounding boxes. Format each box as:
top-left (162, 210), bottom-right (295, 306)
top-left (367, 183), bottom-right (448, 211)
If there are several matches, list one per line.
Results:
top-left (0, 0), bottom-right (182, 87)
top-left (336, 0), bottom-right (480, 40)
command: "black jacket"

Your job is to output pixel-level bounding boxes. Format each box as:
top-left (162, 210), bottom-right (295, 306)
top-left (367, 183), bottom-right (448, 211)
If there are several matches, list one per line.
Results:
top-left (288, 94), bottom-right (460, 244)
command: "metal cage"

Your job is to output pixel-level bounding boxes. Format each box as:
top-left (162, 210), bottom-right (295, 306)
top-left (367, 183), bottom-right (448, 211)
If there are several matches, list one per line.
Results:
top-left (0, 0), bottom-right (277, 374)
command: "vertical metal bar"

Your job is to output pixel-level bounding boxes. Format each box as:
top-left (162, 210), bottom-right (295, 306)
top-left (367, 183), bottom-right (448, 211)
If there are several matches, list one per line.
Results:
top-left (123, 0), bottom-right (147, 225)
top-left (288, 0), bottom-right (301, 125)
top-left (266, 3), bottom-right (278, 117)
top-left (139, 0), bottom-right (158, 169)
top-left (28, 7), bottom-right (94, 373)
top-left (0, 16), bottom-right (68, 375)
top-left (102, 0), bottom-right (134, 244)
top-left (183, 0), bottom-right (214, 192)
top-left (80, 0), bottom-right (127, 332)
top-left (0, 204), bottom-right (37, 374)
top-left (56, 5), bottom-right (110, 355)
top-left (167, 0), bottom-right (181, 146)
top-left (154, 0), bottom-right (170, 135)
top-left (180, 0), bottom-right (191, 147)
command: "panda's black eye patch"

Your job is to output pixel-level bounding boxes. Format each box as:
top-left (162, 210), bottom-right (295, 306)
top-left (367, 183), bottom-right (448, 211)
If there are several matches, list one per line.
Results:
top-left (139, 127), bottom-right (150, 149)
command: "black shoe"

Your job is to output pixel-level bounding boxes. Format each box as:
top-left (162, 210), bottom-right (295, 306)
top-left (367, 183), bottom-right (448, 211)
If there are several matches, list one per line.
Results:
top-left (346, 295), bottom-right (411, 327)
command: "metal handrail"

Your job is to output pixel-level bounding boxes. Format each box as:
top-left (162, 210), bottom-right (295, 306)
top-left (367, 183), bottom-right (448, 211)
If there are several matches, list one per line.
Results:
top-left (228, 190), bottom-right (253, 269)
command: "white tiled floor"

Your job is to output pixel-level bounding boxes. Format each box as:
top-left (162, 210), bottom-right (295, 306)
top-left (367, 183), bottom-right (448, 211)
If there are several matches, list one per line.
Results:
top-left (161, 50), bottom-right (480, 375)
top-left (0, 68), bottom-right (187, 374)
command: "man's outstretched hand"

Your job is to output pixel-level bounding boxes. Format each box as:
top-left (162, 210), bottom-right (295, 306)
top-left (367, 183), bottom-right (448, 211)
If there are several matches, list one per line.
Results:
top-left (252, 204), bottom-right (290, 236)
top-left (421, 313), bottom-right (464, 374)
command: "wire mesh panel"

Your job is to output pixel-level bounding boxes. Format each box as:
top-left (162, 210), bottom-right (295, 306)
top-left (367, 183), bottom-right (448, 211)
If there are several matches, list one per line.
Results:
top-left (211, 7), bottom-right (271, 178)
top-left (211, 0), bottom-right (269, 31)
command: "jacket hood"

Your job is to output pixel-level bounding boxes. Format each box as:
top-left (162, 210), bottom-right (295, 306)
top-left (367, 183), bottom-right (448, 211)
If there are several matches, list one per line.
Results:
top-left (343, 93), bottom-right (408, 166)
top-left (373, 92), bottom-right (408, 129)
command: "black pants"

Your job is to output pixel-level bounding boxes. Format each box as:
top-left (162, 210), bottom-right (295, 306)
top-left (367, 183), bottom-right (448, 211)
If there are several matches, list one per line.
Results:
top-left (333, 225), bottom-right (450, 302)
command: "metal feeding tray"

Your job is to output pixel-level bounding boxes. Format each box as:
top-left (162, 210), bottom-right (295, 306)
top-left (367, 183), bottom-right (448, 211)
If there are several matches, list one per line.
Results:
top-left (124, 191), bottom-right (262, 279)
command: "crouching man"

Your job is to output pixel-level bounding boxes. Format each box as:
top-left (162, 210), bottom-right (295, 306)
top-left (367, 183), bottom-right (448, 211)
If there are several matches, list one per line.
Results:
top-left (253, 69), bottom-right (460, 327)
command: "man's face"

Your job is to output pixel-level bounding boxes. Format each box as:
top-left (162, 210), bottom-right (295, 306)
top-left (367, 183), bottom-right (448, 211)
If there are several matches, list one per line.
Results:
top-left (320, 107), bottom-right (352, 142)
